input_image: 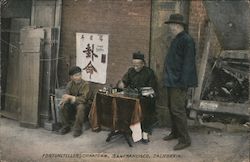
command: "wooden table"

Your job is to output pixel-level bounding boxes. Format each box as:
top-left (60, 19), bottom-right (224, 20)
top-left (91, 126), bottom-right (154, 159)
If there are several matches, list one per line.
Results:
top-left (89, 92), bottom-right (142, 146)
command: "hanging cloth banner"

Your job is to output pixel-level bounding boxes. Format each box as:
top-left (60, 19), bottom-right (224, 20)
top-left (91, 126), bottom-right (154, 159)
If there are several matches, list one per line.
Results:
top-left (76, 33), bottom-right (109, 84)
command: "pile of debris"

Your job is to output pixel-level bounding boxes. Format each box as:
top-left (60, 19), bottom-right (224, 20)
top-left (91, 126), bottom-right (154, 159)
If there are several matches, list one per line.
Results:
top-left (202, 57), bottom-right (249, 104)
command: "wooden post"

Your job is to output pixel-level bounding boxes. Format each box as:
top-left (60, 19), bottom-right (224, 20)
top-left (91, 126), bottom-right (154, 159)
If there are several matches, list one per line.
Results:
top-left (50, 95), bottom-right (56, 123)
top-left (193, 21), bottom-right (212, 104)
top-left (190, 21), bottom-right (212, 119)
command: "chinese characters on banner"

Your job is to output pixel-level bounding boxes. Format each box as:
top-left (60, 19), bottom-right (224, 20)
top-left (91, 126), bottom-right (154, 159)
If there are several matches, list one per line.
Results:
top-left (76, 33), bottom-right (109, 84)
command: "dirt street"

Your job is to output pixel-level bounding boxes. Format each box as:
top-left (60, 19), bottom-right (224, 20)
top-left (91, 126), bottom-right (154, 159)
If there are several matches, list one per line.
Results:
top-left (0, 117), bottom-right (249, 162)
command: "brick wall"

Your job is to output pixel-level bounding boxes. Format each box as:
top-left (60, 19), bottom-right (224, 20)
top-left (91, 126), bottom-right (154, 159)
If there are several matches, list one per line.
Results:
top-left (58, 0), bottom-right (151, 87)
top-left (188, 0), bottom-right (221, 62)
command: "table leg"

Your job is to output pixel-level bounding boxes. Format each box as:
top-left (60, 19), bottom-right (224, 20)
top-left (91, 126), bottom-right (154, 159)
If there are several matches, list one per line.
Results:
top-left (106, 130), bottom-right (120, 142)
top-left (106, 130), bottom-right (133, 147)
top-left (123, 132), bottom-right (133, 147)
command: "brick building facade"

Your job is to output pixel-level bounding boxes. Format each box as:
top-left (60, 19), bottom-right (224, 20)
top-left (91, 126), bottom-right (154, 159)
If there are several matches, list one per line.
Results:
top-left (56, 0), bottom-right (223, 126)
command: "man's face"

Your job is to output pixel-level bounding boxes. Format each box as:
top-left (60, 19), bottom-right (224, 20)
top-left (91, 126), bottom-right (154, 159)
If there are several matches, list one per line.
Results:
top-left (168, 23), bottom-right (179, 35)
top-left (132, 59), bottom-right (144, 72)
top-left (71, 72), bottom-right (82, 83)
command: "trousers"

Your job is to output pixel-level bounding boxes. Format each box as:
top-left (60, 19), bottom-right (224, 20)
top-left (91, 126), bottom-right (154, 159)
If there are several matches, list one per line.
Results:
top-left (167, 87), bottom-right (191, 143)
top-left (60, 103), bottom-right (86, 131)
top-left (140, 96), bottom-right (157, 134)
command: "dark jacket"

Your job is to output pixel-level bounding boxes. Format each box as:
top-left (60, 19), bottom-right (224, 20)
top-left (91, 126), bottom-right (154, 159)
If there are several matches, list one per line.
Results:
top-left (122, 66), bottom-right (156, 91)
top-left (164, 31), bottom-right (198, 88)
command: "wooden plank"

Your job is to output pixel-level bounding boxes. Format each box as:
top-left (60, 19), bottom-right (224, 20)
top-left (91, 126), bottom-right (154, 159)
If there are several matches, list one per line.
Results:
top-left (19, 48), bottom-right (41, 128)
top-left (220, 50), bottom-right (249, 59)
top-left (54, 0), bottom-right (62, 88)
top-left (54, 0), bottom-right (62, 28)
top-left (193, 100), bottom-right (249, 117)
top-left (19, 27), bottom-right (44, 128)
top-left (1, 18), bottom-right (11, 111)
top-left (4, 18), bottom-right (29, 119)
top-left (0, 110), bottom-right (18, 120)
top-left (193, 22), bottom-right (212, 102)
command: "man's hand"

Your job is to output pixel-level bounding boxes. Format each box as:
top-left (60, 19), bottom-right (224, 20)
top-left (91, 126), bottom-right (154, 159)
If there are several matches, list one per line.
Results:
top-left (62, 94), bottom-right (72, 101)
top-left (60, 94), bottom-right (76, 107)
top-left (117, 80), bottom-right (125, 89)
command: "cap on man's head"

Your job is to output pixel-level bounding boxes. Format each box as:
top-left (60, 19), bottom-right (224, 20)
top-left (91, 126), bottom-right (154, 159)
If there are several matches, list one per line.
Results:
top-left (69, 66), bottom-right (82, 76)
top-left (133, 51), bottom-right (144, 60)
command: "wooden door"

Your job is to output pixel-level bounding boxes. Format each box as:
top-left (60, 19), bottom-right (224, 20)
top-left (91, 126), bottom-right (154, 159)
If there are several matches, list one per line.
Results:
top-left (3, 18), bottom-right (29, 120)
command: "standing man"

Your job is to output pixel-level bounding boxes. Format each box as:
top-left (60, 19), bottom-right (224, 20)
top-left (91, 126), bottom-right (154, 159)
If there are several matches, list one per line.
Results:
top-left (59, 66), bottom-right (89, 137)
top-left (118, 51), bottom-right (157, 144)
top-left (163, 14), bottom-right (198, 150)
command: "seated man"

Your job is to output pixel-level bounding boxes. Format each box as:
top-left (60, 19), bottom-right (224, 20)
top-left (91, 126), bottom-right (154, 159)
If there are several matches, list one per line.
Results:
top-left (118, 51), bottom-right (157, 144)
top-left (59, 66), bottom-right (89, 137)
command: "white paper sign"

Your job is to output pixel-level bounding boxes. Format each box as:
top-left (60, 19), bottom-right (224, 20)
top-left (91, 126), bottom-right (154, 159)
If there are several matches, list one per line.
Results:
top-left (76, 33), bottom-right (109, 84)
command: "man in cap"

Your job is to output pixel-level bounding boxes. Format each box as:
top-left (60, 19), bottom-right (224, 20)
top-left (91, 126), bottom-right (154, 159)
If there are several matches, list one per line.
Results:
top-left (59, 66), bottom-right (90, 137)
top-left (118, 51), bottom-right (157, 144)
top-left (163, 14), bottom-right (198, 150)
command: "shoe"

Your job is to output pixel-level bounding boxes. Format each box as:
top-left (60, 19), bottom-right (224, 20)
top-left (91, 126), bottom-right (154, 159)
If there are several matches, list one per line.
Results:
top-left (59, 126), bottom-right (71, 135)
top-left (163, 133), bottom-right (177, 141)
top-left (141, 138), bottom-right (150, 144)
top-left (173, 142), bottom-right (191, 150)
top-left (92, 127), bottom-right (101, 132)
top-left (73, 130), bottom-right (82, 137)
